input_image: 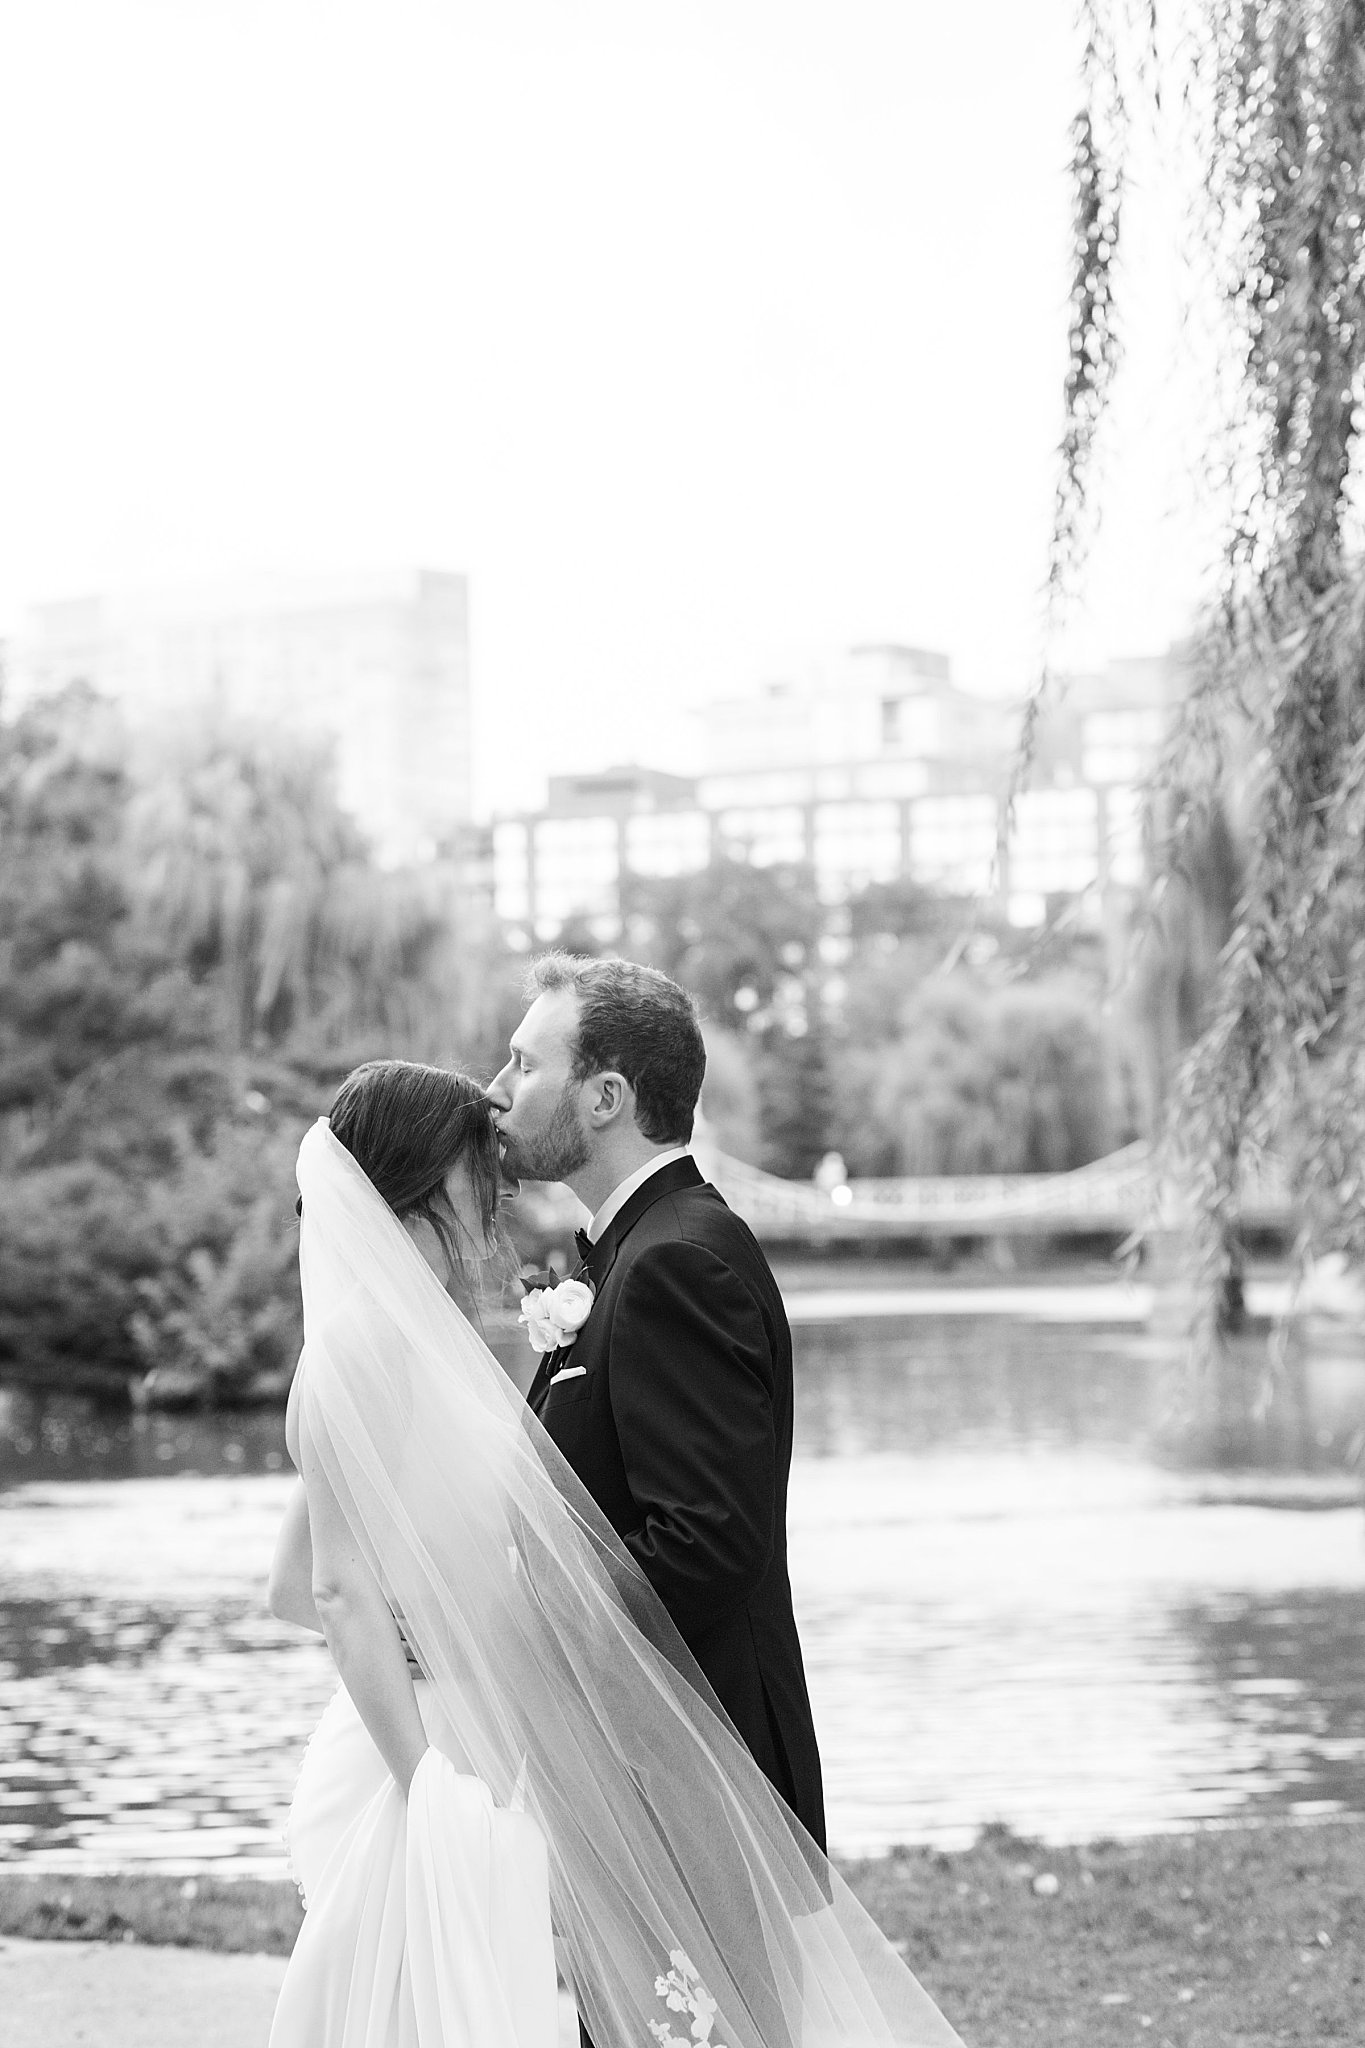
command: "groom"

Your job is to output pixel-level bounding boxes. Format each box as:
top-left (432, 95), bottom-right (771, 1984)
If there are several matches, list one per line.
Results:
top-left (487, 951), bottom-right (826, 1856)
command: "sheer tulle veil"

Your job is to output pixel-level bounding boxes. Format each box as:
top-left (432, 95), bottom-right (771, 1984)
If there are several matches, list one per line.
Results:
top-left (295, 1117), bottom-right (962, 2047)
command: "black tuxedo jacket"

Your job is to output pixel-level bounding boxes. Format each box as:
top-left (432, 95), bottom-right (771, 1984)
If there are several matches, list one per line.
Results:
top-left (528, 1155), bottom-right (826, 1852)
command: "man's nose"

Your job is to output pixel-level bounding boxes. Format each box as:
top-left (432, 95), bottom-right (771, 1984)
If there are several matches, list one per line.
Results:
top-left (486, 1065), bottom-right (513, 1112)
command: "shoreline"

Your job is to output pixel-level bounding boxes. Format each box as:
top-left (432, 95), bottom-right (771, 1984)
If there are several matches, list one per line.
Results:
top-left (3, 1819), bottom-right (1362, 2044)
top-left (2, 1261), bottom-right (1358, 1409)
top-left (5, 1258), bottom-right (1360, 1415)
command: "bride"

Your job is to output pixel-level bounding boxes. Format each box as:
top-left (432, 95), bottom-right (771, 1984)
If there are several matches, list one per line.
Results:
top-left (266, 1058), bottom-right (963, 2048)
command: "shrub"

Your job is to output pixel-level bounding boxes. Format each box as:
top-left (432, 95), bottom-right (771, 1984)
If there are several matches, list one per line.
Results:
top-left (126, 1123), bottom-right (305, 1400)
top-left (0, 1117), bottom-right (305, 1400)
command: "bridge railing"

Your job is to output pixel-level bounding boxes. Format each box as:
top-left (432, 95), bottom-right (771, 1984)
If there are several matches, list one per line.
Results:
top-left (512, 1142), bottom-right (1293, 1244)
top-left (695, 1141), bottom-right (1292, 1237)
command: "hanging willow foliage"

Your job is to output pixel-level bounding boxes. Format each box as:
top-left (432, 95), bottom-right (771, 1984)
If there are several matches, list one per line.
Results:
top-left (1014, 4), bottom-right (1132, 800)
top-left (1049, 0), bottom-right (1365, 1372)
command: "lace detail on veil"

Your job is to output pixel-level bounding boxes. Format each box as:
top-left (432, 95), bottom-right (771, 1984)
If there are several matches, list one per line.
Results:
top-left (650, 1951), bottom-right (728, 2047)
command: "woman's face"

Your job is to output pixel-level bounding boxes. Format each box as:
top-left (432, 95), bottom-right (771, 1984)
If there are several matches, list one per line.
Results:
top-left (403, 1154), bottom-right (495, 1285)
top-left (440, 1154), bottom-right (496, 1258)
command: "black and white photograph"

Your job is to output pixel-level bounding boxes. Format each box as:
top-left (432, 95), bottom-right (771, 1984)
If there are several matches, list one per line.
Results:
top-left (3, 3), bottom-right (1365, 2044)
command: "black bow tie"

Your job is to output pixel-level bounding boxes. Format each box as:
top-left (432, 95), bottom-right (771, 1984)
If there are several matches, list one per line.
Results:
top-left (574, 1227), bottom-right (594, 1264)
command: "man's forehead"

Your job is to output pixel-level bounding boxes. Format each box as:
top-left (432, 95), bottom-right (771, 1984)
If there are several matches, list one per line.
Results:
top-left (512, 987), bottom-right (579, 1055)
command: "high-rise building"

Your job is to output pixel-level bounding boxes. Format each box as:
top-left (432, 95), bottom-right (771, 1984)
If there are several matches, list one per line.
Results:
top-left (488, 644), bottom-right (1183, 937)
top-left (694, 644), bottom-right (1008, 902)
top-left (699, 643), bottom-right (999, 776)
top-left (10, 570), bottom-right (473, 865)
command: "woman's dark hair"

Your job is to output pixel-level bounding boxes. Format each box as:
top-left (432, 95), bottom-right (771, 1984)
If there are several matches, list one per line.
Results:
top-left (320, 1059), bottom-right (502, 1284)
top-left (527, 952), bottom-right (706, 1144)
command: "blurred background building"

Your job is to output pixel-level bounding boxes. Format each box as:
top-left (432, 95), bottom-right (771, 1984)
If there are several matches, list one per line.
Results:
top-left (8, 570), bottom-right (472, 866)
top-left (3, 574), bottom-right (1182, 933)
top-left (489, 643), bottom-right (1181, 940)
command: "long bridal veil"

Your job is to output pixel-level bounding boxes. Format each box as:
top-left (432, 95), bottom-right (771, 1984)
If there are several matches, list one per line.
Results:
top-left (293, 1118), bottom-right (962, 2048)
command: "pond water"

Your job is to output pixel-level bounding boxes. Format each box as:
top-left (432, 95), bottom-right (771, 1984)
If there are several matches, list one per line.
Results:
top-left (3, 1287), bottom-right (1365, 1871)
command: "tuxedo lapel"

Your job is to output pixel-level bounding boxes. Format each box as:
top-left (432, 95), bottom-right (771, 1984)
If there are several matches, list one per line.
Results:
top-left (528, 1160), bottom-right (704, 1415)
top-left (527, 1352), bottom-right (555, 1412)
top-left (584, 1155), bottom-right (705, 1296)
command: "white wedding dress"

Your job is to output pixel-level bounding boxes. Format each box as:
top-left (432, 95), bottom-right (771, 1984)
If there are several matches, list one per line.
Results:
top-left (271, 1120), bottom-right (963, 2048)
top-left (270, 1680), bottom-right (559, 2048)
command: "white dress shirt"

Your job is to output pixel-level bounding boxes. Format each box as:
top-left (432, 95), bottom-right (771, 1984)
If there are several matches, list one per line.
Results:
top-left (587, 1147), bottom-right (691, 1243)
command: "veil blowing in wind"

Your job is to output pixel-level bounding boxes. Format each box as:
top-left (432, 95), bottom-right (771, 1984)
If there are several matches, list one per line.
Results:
top-left (283, 1115), bottom-right (962, 2048)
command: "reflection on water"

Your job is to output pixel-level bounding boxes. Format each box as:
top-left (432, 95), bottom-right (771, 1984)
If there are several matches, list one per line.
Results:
top-left (794, 1317), bottom-right (1162, 1457)
top-left (1191, 1590), bottom-right (1365, 1817)
top-left (0, 1395), bottom-right (289, 1486)
top-left (789, 1450), bottom-right (1365, 1849)
top-left (2, 1306), bottom-right (1364, 1867)
top-left (793, 1308), bottom-right (1365, 1465)
top-left (0, 1593), bottom-right (325, 1866)
top-left (0, 1472), bottom-right (335, 1869)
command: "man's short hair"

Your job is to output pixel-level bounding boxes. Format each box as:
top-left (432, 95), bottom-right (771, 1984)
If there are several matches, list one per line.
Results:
top-left (527, 953), bottom-right (706, 1145)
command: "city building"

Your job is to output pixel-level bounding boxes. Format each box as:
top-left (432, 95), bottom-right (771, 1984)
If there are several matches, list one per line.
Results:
top-left (700, 644), bottom-right (999, 775)
top-left (9, 570), bottom-right (473, 865)
top-left (1002, 653), bottom-right (1181, 924)
top-left (490, 644), bottom-right (1183, 939)
top-left (492, 766), bottom-right (709, 933)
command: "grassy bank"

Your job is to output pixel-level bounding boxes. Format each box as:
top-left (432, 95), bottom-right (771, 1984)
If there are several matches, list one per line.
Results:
top-left (3, 1822), bottom-right (1363, 2044)
top-left (846, 1821), bottom-right (1365, 2044)
top-left (0, 1872), bottom-right (302, 1955)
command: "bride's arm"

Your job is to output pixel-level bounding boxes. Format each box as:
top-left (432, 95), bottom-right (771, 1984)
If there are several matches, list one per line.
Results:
top-left (298, 1410), bottom-right (430, 1797)
top-left (267, 1480), bottom-right (323, 1633)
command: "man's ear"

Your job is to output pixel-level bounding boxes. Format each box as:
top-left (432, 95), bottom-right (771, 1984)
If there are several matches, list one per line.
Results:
top-left (587, 1071), bottom-right (630, 1127)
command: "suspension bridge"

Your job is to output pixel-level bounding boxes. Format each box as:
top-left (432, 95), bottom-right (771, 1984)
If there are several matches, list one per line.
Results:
top-left (521, 1144), bottom-right (1293, 1247)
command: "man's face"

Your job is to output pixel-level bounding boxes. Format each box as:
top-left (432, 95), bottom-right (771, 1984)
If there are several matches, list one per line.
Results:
top-left (486, 990), bottom-right (592, 1185)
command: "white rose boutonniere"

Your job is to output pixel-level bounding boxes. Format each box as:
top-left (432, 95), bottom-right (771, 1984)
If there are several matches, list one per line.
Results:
top-left (519, 1276), bottom-right (596, 1354)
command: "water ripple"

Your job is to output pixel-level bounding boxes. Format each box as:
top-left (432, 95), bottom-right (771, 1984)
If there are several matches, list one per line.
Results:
top-left (2, 1315), bottom-right (1364, 1869)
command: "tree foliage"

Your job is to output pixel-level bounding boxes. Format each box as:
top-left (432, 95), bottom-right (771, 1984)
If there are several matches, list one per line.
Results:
top-left (0, 687), bottom-right (513, 1400)
top-left (757, 1021), bottom-right (836, 1181)
top-left (0, 693), bottom-right (1143, 1400)
top-left (833, 978), bottom-right (1115, 1179)
top-left (127, 721), bottom-right (507, 1063)
top-left (634, 861), bottom-right (1121, 1181)
top-left (0, 687), bottom-right (222, 1174)
top-left (622, 856), bottom-right (825, 1029)
top-left (1053, 0), bottom-right (1365, 1358)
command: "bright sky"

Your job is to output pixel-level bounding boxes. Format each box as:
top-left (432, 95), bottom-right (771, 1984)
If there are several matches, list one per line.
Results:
top-left (1, 1), bottom-right (1211, 814)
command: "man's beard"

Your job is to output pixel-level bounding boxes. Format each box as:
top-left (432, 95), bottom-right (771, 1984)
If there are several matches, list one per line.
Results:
top-left (500, 1081), bottom-right (591, 1185)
